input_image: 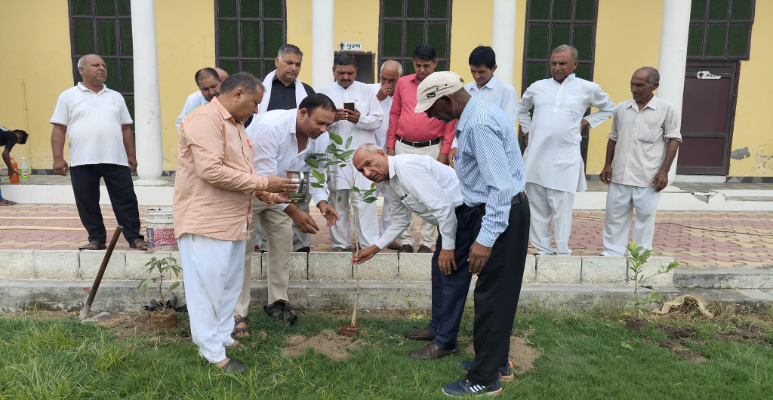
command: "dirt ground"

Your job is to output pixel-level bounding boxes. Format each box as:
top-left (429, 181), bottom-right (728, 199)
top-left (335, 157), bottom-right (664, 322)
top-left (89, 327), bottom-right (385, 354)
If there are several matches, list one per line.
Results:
top-left (465, 337), bottom-right (543, 374)
top-left (282, 329), bottom-right (367, 361)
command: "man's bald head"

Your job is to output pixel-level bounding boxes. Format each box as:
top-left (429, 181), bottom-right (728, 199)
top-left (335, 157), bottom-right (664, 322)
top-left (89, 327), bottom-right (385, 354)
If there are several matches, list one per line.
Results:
top-left (215, 68), bottom-right (229, 82)
top-left (381, 60), bottom-right (402, 76)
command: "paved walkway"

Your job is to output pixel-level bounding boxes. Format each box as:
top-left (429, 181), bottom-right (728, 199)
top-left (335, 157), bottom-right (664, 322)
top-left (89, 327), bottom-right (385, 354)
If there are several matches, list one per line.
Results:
top-left (2, 204), bottom-right (773, 267)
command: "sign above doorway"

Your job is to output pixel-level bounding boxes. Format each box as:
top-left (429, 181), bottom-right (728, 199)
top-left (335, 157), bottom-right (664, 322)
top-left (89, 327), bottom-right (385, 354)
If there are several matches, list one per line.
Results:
top-left (697, 71), bottom-right (721, 80)
top-left (338, 42), bottom-right (363, 51)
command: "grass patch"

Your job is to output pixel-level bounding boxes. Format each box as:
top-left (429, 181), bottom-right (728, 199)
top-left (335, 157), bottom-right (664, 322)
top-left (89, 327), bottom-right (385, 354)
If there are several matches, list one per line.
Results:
top-left (0, 306), bottom-right (771, 399)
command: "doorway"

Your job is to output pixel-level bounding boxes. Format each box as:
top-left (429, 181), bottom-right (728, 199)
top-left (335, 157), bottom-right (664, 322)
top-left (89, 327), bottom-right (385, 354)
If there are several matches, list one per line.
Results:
top-left (676, 62), bottom-right (740, 175)
top-left (335, 51), bottom-right (376, 84)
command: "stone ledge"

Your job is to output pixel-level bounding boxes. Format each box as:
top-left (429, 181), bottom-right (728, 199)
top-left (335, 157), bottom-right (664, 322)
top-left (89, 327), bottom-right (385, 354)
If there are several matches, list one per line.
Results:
top-left (629, 257), bottom-right (675, 287)
top-left (582, 256), bottom-right (626, 284)
top-left (673, 266), bottom-right (773, 289)
top-left (8, 279), bottom-right (772, 313)
top-left (536, 256), bottom-right (581, 284)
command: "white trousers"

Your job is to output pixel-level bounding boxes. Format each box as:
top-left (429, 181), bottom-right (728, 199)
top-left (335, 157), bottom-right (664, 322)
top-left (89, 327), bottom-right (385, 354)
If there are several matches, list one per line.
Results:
top-left (525, 182), bottom-right (575, 255)
top-left (329, 188), bottom-right (380, 249)
top-left (178, 233), bottom-right (245, 363)
top-left (395, 140), bottom-right (441, 247)
top-left (602, 182), bottom-right (661, 256)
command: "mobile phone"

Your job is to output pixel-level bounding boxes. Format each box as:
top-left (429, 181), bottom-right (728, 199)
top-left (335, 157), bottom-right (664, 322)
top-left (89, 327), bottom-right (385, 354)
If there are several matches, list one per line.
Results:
top-left (344, 102), bottom-right (355, 111)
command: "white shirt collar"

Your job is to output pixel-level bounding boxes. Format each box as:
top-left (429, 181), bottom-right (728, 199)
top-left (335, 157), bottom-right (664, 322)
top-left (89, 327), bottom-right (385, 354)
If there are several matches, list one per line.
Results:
top-left (77, 82), bottom-right (109, 94)
top-left (552, 73), bottom-right (576, 85)
top-left (626, 95), bottom-right (659, 111)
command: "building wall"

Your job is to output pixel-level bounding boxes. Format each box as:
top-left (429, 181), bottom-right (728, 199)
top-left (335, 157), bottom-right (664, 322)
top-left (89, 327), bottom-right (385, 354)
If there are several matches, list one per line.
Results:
top-left (0, 0), bottom-right (73, 170)
top-left (727, 0), bottom-right (773, 176)
top-left (587, 0), bottom-right (664, 174)
top-left (2, 0), bottom-right (771, 176)
top-left (156, 0), bottom-right (216, 170)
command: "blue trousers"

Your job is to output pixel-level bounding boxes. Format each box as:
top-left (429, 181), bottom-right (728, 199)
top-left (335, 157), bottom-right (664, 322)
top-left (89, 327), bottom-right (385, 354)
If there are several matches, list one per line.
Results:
top-left (427, 204), bottom-right (478, 350)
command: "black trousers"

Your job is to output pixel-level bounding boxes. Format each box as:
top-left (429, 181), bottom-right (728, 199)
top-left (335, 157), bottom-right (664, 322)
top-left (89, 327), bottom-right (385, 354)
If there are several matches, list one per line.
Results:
top-left (466, 195), bottom-right (530, 386)
top-left (70, 164), bottom-right (143, 244)
top-left (428, 204), bottom-right (477, 350)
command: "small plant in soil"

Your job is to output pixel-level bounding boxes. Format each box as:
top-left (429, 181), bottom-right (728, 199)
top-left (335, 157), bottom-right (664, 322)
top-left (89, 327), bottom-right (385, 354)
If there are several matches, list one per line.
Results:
top-left (306, 132), bottom-right (377, 336)
top-left (626, 242), bottom-right (679, 331)
top-left (138, 256), bottom-right (183, 329)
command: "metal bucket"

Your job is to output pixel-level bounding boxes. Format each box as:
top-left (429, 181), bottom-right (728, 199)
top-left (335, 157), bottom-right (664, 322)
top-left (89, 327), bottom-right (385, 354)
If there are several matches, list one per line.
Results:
top-left (286, 171), bottom-right (310, 202)
top-left (145, 208), bottom-right (177, 251)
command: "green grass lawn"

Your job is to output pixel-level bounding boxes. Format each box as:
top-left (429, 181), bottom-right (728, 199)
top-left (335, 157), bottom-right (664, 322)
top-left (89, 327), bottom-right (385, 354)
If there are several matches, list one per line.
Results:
top-left (0, 304), bottom-right (771, 399)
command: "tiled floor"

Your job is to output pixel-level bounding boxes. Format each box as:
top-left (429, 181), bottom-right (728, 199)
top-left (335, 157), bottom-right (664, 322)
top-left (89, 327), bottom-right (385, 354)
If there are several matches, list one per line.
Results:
top-left (2, 204), bottom-right (773, 267)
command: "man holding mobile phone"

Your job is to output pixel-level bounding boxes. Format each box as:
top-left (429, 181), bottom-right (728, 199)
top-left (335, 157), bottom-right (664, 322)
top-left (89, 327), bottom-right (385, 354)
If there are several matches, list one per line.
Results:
top-left (318, 52), bottom-right (384, 252)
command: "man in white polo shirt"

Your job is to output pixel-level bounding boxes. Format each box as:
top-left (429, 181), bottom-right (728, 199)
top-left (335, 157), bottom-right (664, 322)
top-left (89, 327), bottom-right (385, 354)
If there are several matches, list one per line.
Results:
top-left (50, 54), bottom-right (146, 251)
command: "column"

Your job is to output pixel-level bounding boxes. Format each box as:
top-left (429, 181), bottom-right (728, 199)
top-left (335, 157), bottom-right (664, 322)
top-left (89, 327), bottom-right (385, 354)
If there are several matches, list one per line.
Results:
top-left (131, 0), bottom-right (165, 185)
top-left (311, 0), bottom-right (335, 90)
top-left (491, 0), bottom-right (516, 85)
top-left (657, 0), bottom-right (691, 189)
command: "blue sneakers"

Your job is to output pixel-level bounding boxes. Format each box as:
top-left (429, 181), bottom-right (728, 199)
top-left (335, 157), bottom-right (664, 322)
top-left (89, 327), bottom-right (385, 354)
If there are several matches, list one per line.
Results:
top-left (458, 360), bottom-right (514, 381)
top-left (442, 375), bottom-right (502, 396)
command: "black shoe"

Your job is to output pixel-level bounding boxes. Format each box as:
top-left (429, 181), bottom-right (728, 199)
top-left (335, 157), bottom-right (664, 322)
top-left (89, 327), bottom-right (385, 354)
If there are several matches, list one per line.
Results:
top-left (409, 342), bottom-right (458, 360)
top-left (399, 244), bottom-right (414, 253)
top-left (417, 245), bottom-right (432, 253)
top-left (404, 327), bottom-right (436, 341)
top-left (264, 301), bottom-right (298, 325)
top-left (294, 247), bottom-right (311, 253)
top-left (219, 359), bottom-right (247, 374)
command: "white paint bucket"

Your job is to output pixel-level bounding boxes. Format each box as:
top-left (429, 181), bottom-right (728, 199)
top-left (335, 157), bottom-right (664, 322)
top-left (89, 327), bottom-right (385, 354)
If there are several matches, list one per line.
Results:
top-left (145, 208), bottom-right (177, 251)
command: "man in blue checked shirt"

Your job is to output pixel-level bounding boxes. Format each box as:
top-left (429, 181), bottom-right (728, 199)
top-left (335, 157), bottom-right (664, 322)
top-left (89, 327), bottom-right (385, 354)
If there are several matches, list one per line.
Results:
top-left (416, 71), bottom-right (530, 397)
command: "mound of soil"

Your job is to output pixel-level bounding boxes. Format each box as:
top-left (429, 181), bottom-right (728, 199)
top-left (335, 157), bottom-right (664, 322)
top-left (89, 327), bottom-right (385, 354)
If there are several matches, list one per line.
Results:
top-left (656, 323), bottom-right (699, 340)
top-left (466, 337), bottom-right (542, 374)
top-left (656, 340), bottom-right (708, 364)
top-left (283, 329), bottom-right (367, 361)
top-left (715, 321), bottom-right (770, 346)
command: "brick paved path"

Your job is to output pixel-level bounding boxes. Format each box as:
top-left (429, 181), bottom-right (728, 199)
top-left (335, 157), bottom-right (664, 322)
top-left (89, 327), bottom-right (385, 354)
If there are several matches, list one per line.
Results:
top-left (2, 204), bottom-right (772, 267)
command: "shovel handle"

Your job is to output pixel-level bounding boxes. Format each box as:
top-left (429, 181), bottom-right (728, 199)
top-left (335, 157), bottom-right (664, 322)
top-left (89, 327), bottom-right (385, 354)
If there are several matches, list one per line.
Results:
top-left (82, 226), bottom-right (123, 313)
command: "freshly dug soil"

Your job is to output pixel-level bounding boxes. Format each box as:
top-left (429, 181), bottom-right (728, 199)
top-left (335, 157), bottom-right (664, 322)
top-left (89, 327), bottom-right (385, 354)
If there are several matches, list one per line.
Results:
top-left (466, 336), bottom-right (542, 374)
top-left (656, 323), bottom-right (699, 340)
top-left (283, 329), bottom-right (367, 361)
top-left (656, 340), bottom-right (708, 364)
top-left (337, 324), bottom-right (361, 337)
top-left (715, 321), bottom-right (770, 346)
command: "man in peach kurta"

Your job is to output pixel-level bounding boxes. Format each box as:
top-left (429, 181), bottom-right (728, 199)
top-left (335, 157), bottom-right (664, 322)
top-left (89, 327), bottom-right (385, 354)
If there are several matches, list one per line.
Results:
top-left (174, 72), bottom-right (294, 373)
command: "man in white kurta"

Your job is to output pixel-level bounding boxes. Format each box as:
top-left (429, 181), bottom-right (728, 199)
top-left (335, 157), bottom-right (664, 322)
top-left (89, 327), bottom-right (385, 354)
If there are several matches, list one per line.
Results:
top-left (518, 45), bottom-right (616, 255)
top-left (600, 67), bottom-right (681, 256)
top-left (319, 52), bottom-right (384, 250)
top-left (241, 94), bottom-right (339, 326)
top-left (368, 60), bottom-right (402, 247)
top-left (175, 68), bottom-right (223, 131)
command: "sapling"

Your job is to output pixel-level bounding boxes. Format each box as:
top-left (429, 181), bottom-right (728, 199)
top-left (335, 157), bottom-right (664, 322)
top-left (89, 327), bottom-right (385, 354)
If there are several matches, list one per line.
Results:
top-left (138, 256), bottom-right (182, 313)
top-left (626, 241), bottom-right (679, 320)
top-left (306, 132), bottom-right (377, 331)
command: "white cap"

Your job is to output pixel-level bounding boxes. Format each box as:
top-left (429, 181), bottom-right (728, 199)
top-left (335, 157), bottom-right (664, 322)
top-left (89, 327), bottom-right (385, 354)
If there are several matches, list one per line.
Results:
top-left (414, 71), bottom-right (464, 113)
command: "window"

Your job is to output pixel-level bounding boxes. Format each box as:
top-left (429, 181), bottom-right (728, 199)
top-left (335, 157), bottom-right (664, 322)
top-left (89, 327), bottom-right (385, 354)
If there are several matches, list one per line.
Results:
top-left (68, 0), bottom-right (134, 121)
top-left (687, 0), bottom-right (755, 60)
top-left (379, 0), bottom-right (452, 75)
top-left (216, 0), bottom-right (286, 78)
top-left (522, 0), bottom-right (598, 91)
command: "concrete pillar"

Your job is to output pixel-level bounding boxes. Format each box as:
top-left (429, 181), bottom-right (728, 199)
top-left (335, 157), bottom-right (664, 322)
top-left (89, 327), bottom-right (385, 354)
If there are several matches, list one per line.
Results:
top-left (491, 0), bottom-right (516, 85)
top-left (311, 0), bottom-right (335, 90)
top-left (131, 0), bottom-right (165, 185)
top-left (657, 0), bottom-right (691, 188)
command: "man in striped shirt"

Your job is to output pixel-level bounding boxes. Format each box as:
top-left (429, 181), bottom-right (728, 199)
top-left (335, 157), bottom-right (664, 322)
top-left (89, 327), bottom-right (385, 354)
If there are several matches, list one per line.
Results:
top-left (417, 71), bottom-right (530, 397)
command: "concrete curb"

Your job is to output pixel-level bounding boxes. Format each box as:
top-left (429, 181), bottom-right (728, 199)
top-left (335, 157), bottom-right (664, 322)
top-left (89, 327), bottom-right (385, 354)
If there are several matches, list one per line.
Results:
top-left (1, 279), bottom-right (771, 313)
top-left (0, 250), bottom-right (694, 288)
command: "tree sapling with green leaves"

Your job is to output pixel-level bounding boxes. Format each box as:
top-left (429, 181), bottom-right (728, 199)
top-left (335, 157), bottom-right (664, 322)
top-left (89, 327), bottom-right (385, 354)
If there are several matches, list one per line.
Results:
top-left (626, 242), bottom-right (679, 326)
top-left (138, 256), bottom-right (183, 314)
top-left (306, 131), bottom-right (377, 334)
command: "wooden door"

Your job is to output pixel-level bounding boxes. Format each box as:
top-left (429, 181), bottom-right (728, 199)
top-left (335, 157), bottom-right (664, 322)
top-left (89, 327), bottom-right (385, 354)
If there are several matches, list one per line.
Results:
top-left (676, 62), bottom-right (739, 175)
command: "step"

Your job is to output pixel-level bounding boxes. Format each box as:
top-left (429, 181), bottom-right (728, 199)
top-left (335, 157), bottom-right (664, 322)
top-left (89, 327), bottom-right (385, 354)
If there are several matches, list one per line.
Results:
top-left (673, 266), bottom-right (773, 289)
